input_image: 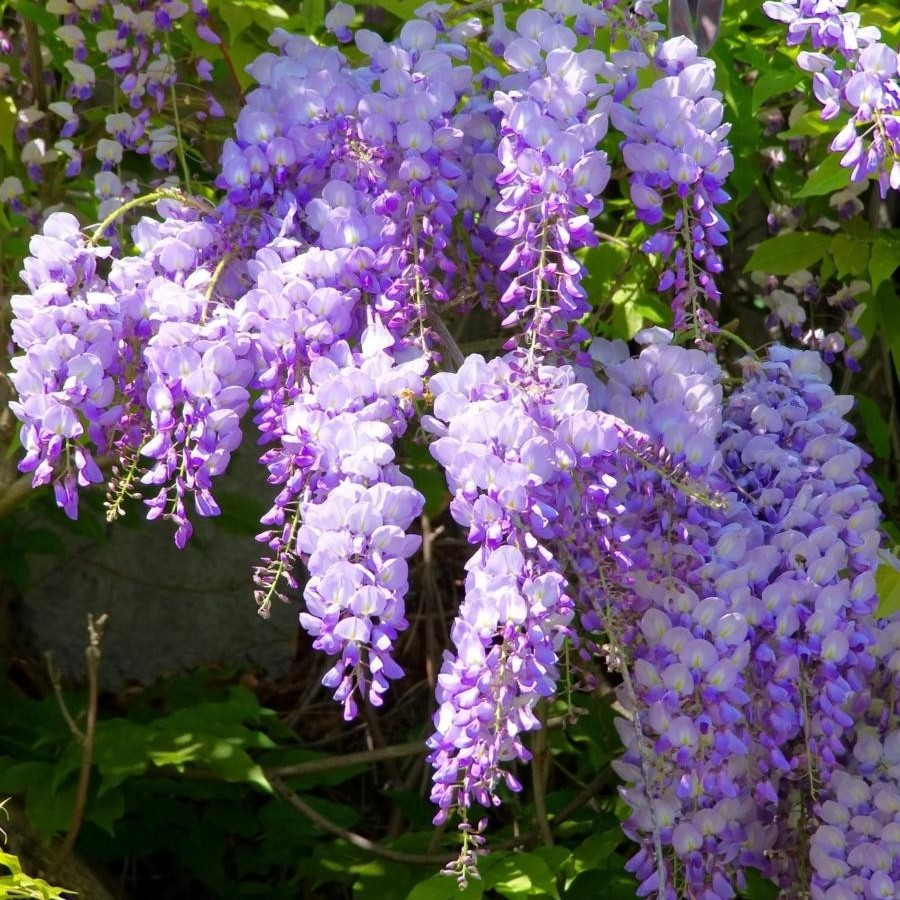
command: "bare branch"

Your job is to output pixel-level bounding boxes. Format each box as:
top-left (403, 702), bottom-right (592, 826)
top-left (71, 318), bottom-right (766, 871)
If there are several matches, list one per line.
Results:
top-left (269, 774), bottom-right (453, 866)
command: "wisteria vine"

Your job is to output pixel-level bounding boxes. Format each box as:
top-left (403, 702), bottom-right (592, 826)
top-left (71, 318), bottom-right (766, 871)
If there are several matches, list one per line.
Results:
top-left (4, 1), bottom-right (899, 898)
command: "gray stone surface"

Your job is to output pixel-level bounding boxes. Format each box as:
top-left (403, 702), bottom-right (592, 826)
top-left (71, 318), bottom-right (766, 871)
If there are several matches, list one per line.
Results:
top-left (19, 450), bottom-right (299, 688)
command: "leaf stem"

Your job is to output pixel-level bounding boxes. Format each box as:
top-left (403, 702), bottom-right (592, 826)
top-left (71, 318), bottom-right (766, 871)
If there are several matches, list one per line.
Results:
top-left (88, 189), bottom-right (183, 245)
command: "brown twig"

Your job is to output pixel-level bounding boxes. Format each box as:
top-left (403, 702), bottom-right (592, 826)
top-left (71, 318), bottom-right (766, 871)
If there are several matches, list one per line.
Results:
top-left (203, 18), bottom-right (244, 102)
top-left (531, 710), bottom-right (554, 847)
top-left (45, 653), bottom-right (85, 743)
top-left (426, 302), bottom-right (466, 370)
top-left (268, 740), bottom-right (423, 777)
top-left (0, 472), bottom-right (35, 521)
top-left (54, 614), bottom-right (108, 871)
top-left (23, 19), bottom-right (48, 111)
top-left (269, 774), bottom-right (452, 865)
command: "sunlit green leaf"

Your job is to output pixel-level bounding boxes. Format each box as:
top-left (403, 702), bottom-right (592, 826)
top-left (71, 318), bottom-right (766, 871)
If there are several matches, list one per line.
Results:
top-left (744, 233), bottom-right (833, 275)
top-left (795, 154), bottom-right (852, 198)
top-left (876, 561), bottom-right (900, 618)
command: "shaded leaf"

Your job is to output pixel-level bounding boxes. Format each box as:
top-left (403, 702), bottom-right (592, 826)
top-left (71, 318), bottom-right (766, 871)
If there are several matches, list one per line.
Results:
top-left (407, 874), bottom-right (483, 900)
top-left (869, 237), bottom-right (900, 292)
top-left (830, 234), bottom-right (869, 278)
top-left (855, 395), bottom-right (890, 460)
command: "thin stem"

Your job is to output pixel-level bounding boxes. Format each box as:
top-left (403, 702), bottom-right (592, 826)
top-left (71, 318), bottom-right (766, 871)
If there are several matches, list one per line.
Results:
top-left (204, 18), bottom-right (245, 102)
top-left (88, 189), bottom-right (183, 245)
top-left (426, 302), bottom-right (466, 370)
top-left (201, 252), bottom-right (234, 323)
top-left (257, 502), bottom-right (303, 617)
top-left (679, 197), bottom-right (705, 339)
top-left (105, 450), bottom-right (140, 523)
top-left (596, 230), bottom-right (631, 250)
top-left (54, 614), bottom-right (108, 871)
top-left (411, 219), bottom-right (428, 354)
top-left (527, 225), bottom-right (550, 368)
top-left (269, 775), bottom-right (453, 865)
top-left (45, 653), bottom-right (85, 743)
top-left (165, 37), bottom-right (192, 192)
top-left (717, 327), bottom-right (757, 357)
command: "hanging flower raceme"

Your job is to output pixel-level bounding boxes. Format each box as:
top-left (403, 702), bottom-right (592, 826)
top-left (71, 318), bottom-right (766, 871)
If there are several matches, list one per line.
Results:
top-left (4, 0), bottom-right (222, 220)
top-left (216, 10), bottom-right (498, 363)
top-left (490, 4), bottom-right (613, 356)
top-left (8, 212), bottom-right (116, 518)
top-left (423, 352), bottom-right (641, 876)
top-left (7, 198), bottom-right (253, 538)
top-left (763, 0), bottom-right (900, 194)
top-left (614, 37), bottom-right (733, 335)
top-left (255, 321), bottom-right (425, 717)
top-left (805, 613), bottom-right (899, 900)
top-left (569, 335), bottom-right (768, 900)
top-left (719, 346), bottom-right (885, 889)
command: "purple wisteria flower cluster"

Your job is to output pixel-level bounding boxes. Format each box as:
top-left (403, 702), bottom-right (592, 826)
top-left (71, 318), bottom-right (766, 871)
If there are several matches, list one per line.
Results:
top-left (615, 37), bottom-right (734, 334)
top-left (2, 0), bottom-right (224, 225)
top-left (764, 0), bottom-right (900, 195)
top-left (424, 354), bottom-right (609, 827)
top-left (489, 6), bottom-right (614, 354)
top-left (5, 2), bottom-right (899, 897)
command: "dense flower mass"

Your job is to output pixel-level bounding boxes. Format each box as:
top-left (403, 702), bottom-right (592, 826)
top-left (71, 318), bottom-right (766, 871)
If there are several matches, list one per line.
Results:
top-left (4, 1), bottom-right (899, 897)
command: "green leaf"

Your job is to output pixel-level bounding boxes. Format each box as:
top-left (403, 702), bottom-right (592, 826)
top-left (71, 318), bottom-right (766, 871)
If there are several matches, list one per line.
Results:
top-left (876, 561), bottom-right (900, 618)
top-left (211, 0), bottom-right (289, 44)
top-left (92, 720), bottom-right (153, 794)
top-left (583, 243), bottom-right (629, 298)
top-left (571, 827), bottom-right (624, 871)
top-left (778, 110), bottom-right (833, 139)
top-left (795, 154), bottom-right (852, 198)
top-left (0, 850), bottom-right (74, 899)
top-left (830, 234), bottom-right (869, 278)
top-left (10, 0), bottom-right (59, 33)
top-left (486, 853), bottom-right (559, 900)
top-left (739, 868), bottom-right (780, 899)
top-left (869, 237), bottom-right (900, 292)
top-left (744, 232), bottom-right (832, 275)
top-left (84, 785), bottom-right (127, 836)
top-left (564, 868), bottom-right (638, 900)
top-left (400, 440), bottom-right (449, 520)
top-left (298, 0), bottom-right (325, 31)
top-left (365, 0), bottom-right (423, 20)
top-left (0, 95), bottom-right (15, 160)
top-left (751, 68), bottom-right (803, 113)
top-left (531, 846), bottom-right (571, 874)
top-left (855, 395), bottom-right (891, 459)
top-left (407, 874), bottom-right (483, 900)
